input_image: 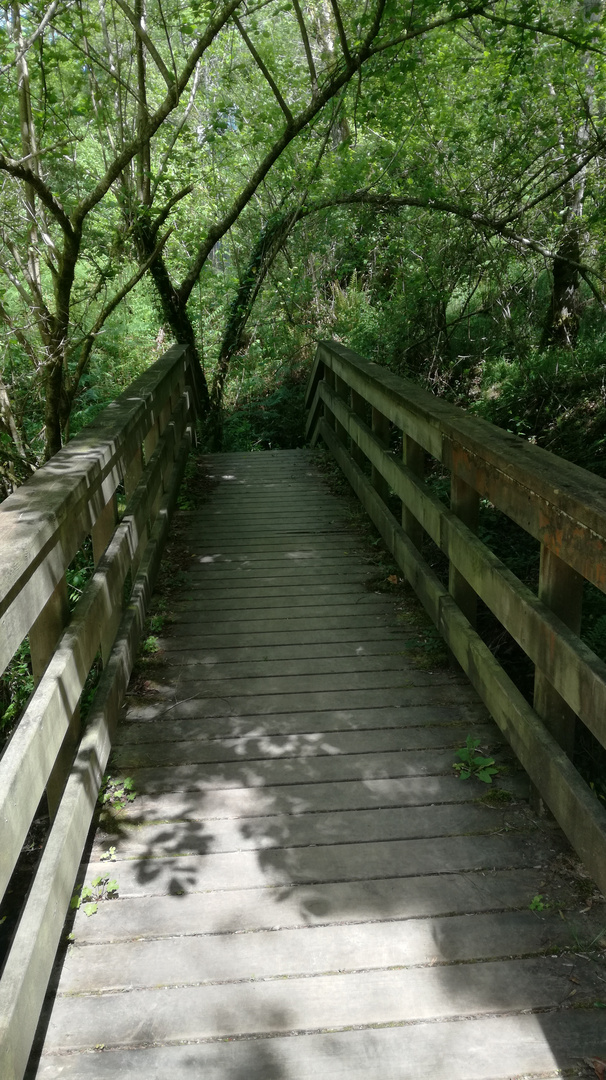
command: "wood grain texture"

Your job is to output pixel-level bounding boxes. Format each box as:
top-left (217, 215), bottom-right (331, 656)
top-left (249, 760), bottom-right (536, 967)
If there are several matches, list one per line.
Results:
top-left (30, 450), bottom-right (606, 1080)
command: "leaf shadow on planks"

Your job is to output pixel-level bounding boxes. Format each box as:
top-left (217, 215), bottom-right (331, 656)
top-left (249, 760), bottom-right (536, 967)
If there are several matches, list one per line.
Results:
top-left (75, 713), bottom-right (606, 1078)
top-left (28, 446), bottom-right (606, 1079)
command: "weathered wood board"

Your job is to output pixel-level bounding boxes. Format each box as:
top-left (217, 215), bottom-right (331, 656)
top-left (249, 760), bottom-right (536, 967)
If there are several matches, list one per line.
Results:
top-left (30, 450), bottom-right (606, 1080)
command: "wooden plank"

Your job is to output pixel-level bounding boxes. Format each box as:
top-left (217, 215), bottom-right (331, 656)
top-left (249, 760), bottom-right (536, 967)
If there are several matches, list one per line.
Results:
top-left (34, 1010), bottom-right (606, 1080)
top-left (165, 614), bottom-right (410, 636)
top-left (123, 671), bottom-right (465, 702)
top-left (164, 654), bottom-right (440, 680)
top-left (117, 704), bottom-right (489, 743)
top-left (171, 582), bottom-right (373, 603)
top-left (56, 908), bottom-right (570, 994)
top-left (39, 955), bottom-right (595, 1053)
top-left (109, 746), bottom-right (511, 796)
top-left (111, 723), bottom-right (497, 768)
top-left (108, 772), bottom-right (528, 825)
top-left (92, 801), bottom-right (520, 860)
top-left (125, 684), bottom-right (480, 725)
top-left (62, 866), bottom-right (546, 945)
top-left (158, 625), bottom-right (406, 648)
top-left (155, 638), bottom-right (412, 663)
top-left (81, 830), bottom-right (549, 899)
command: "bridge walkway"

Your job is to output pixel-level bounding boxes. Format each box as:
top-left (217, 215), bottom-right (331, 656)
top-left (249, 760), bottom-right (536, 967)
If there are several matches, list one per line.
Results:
top-left (31, 450), bottom-right (606, 1079)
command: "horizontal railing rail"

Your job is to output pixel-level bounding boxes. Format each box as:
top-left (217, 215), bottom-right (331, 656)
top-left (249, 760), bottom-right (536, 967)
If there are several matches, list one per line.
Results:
top-left (306, 339), bottom-right (606, 899)
top-left (0, 343), bottom-right (198, 1079)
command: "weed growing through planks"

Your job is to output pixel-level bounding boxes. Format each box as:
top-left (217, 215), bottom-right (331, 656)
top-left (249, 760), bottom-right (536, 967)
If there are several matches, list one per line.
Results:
top-left (454, 735), bottom-right (500, 783)
top-left (71, 873), bottom-right (118, 917)
top-left (99, 775), bottom-right (136, 810)
top-left (529, 894), bottom-right (547, 912)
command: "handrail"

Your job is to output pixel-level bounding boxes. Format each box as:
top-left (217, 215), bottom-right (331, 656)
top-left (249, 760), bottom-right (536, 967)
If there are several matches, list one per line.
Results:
top-left (306, 339), bottom-right (606, 899)
top-left (0, 344), bottom-right (198, 1079)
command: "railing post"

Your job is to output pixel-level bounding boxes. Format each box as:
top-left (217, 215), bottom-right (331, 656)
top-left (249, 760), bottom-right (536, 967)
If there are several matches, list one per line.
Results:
top-left (402, 434), bottom-right (425, 551)
top-left (334, 374), bottom-right (349, 447)
top-left (371, 407), bottom-right (390, 503)
top-left (350, 389), bottom-right (366, 468)
top-left (324, 367), bottom-right (336, 431)
top-left (124, 444), bottom-right (143, 501)
top-left (124, 443), bottom-right (145, 580)
top-left (92, 495), bottom-right (120, 665)
top-left (92, 494), bottom-right (118, 565)
top-left (533, 546), bottom-right (583, 757)
top-left (29, 575), bottom-right (76, 821)
top-left (144, 418), bottom-right (160, 462)
top-left (449, 475), bottom-right (480, 627)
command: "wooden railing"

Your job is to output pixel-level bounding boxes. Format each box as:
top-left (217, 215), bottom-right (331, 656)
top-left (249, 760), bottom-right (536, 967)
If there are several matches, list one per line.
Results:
top-left (306, 340), bottom-right (606, 897)
top-left (0, 344), bottom-right (198, 1079)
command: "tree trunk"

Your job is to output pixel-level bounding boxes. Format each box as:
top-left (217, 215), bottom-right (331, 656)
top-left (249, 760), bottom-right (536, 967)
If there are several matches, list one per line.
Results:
top-left (541, 227), bottom-right (581, 349)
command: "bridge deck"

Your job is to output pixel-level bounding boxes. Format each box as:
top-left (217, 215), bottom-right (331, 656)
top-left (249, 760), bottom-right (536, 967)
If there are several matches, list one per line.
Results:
top-left (32, 450), bottom-right (606, 1079)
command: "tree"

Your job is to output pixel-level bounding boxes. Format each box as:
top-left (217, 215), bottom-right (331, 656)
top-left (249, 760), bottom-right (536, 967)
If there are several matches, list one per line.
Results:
top-left (0, 0), bottom-right (604, 484)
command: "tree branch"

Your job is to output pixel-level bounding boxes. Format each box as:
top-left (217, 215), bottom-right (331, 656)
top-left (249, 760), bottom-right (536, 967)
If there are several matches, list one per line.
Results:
top-left (291, 0), bottom-right (317, 94)
top-left (0, 0), bottom-right (63, 75)
top-left (149, 183), bottom-right (194, 240)
top-left (321, 189), bottom-right (605, 281)
top-left (506, 142), bottom-right (605, 221)
top-left (113, 0), bottom-right (173, 86)
top-left (329, 0), bottom-right (351, 64)
top-left (66, 228), bottom-right (173, 398)
top-left (151, 60), bottom-right (201, 202)
top-left (368, 5), bottom-right (488, 57)
top-left (0, 155), bottom-right (74, 236)
top-left (71, 0), bottom-right (243, 230)
top-left (480, 12), bottom-right (606, 55)
top-left (233, 14), bottom-right (293, 123)
top-left (177, 0), bottom-right (388, 305)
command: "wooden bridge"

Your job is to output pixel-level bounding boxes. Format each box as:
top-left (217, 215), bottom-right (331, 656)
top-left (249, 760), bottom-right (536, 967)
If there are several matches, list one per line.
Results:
top-left (1, 342), bottom-right (606, 1078)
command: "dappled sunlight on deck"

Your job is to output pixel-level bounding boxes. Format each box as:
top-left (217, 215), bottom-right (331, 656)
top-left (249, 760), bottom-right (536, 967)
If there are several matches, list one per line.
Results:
top-left (31, 449), bottom-right (606, 1080)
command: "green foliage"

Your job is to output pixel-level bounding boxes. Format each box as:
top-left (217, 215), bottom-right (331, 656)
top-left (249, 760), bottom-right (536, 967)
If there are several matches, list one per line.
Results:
top-left (70, 873), bottom-right (119, 917)
top-left (453, 736), bottom-right (500, 783)
top-left (0, 640), bottom-right (33, 747)
top-left (218, 365), bottom-right (308, 452)
top-left (66, 537), bottom-right (94, 608)
top-left (142, 635), bottom-right (160, 655)
top-left (529, 894), bottom-right (547, 912)
top-left (98, 775), bottom-right (136, 810)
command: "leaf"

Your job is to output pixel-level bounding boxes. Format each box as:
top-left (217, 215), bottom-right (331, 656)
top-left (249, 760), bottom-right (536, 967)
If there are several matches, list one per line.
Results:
top-left (83, 903), bottom-right (98, 917)
top-left (477, 767), bottom-right (498, 783)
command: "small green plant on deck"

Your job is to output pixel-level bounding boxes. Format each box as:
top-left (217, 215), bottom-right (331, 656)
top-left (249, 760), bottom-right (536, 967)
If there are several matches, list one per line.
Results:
top-left (70, 874), bottom-right (118, 917)
top-left (454, 736), bottom-right (500, 783)
top-left (99, 775), bottom-right (136, 810)
top-left (529, 894), bottom-right (551, 912)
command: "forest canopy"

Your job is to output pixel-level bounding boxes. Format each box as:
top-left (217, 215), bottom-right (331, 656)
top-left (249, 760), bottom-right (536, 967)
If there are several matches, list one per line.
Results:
top-left (0, 0), bottom-right (605, 492)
